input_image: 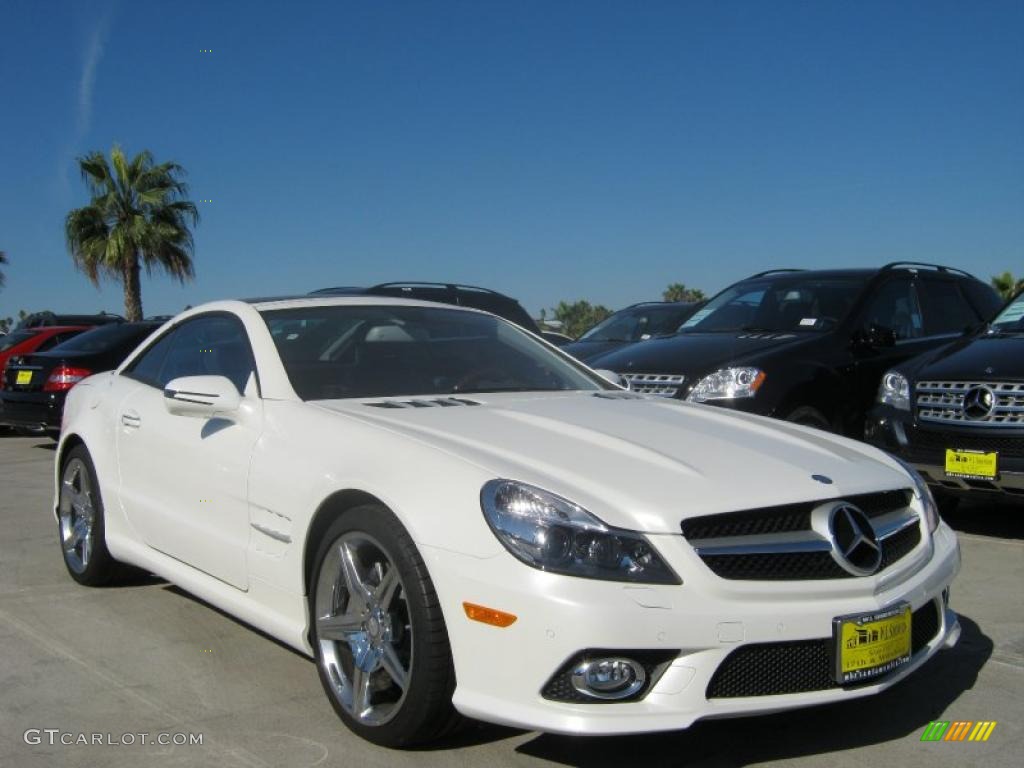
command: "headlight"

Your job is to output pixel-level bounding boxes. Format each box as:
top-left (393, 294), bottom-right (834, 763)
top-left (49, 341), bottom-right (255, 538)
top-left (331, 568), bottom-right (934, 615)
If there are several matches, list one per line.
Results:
top-left (894, 457), bottom-right (939, 534)
top-left (480, 480), bottom-right (680, 584)
top-left (878, 370), bottom-right (911, 411)
top-left (686, 367), bottom-right (766, 403)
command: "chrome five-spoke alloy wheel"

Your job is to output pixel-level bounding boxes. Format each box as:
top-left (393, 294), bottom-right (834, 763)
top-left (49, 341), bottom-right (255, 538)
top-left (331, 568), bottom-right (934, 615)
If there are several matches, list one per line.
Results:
top-left (315, 532), bottom-right (412, 727)
top-left (59, 457), bottom-right (95, 574)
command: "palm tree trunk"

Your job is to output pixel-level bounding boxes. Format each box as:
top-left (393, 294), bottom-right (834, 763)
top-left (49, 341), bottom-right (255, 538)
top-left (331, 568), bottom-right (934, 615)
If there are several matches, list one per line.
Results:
top-left (123, 255), bottom-right (143, 321)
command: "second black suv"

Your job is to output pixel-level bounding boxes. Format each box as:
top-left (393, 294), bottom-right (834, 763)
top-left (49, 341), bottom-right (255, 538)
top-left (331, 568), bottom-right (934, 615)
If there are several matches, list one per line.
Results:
top-left (866, 289), bottom-right (1023, 504)
top-left (589, 263), bottom-right (1002, 437)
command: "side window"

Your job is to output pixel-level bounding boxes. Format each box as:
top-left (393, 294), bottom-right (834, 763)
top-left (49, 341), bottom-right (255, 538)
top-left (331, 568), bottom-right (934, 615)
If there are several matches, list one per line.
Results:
top-left (861, 279), bottom-right (923, 341)
top-left (918, 278), bottom-right (981, 336)
top-left (961, 280), bottom-right (1003, 322)
top-left (124, 329), bottom-right (178, 386)
top-left (159, 315), bottom-right (256, 394)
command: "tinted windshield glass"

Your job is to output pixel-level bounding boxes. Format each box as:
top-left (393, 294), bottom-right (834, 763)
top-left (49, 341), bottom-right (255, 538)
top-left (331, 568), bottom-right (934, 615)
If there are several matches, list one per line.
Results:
top-left (262, 305), bottom-right (607, 400)
top-left (0, 330), bottom-right (38, 352)
top-left (52, 324), bottom-right (156, 353)
top-left (991, 293), bottom-right (1024, 332)
top-left (679, 276), bottom-right (867, 333)
top-left (581, 305), bottom-right (693, 342)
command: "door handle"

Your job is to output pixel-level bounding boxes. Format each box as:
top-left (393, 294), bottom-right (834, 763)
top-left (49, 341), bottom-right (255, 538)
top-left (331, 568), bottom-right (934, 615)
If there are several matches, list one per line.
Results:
top-left (121, 411), bottom-right (142, 428)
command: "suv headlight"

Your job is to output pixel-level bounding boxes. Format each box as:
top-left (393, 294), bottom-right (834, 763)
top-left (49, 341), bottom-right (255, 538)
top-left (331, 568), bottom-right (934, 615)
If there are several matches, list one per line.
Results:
top-left (893, 457), bottom-right (940, 534)
top-left (480, 480), bottom-right (680, 584)
top-left (686, 367), bottom-right (766, 403)
top-left (878, 370), bottom-right (911, 411)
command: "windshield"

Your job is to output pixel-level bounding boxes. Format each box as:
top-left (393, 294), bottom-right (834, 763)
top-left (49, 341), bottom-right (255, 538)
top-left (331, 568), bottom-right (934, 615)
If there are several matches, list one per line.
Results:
top-left (52, 324), bottom-right (156, 353)
top-left (580, 305), bottom-right (695, 342)
top-left (991, 293), bottom-right (1024, 333)
top-left (0, 330), bottom-right (38, 352)
top-left (262, 305), bottom-right (610, 400)
top-left (679, 275), bottom-right (868, 333)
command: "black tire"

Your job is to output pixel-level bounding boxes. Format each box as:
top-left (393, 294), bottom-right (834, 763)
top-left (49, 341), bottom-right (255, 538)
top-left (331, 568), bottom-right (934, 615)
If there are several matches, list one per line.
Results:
top-left (57, 445), bottom-right (124, 586)
top-left (785, 406), bottom-right (831, 431)
top-left (309, 505), bottom-right (460, 748)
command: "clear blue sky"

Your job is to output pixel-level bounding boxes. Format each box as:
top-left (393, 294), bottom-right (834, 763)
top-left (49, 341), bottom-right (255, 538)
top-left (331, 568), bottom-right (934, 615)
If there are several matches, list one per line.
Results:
top-left (1, 0), bottom-right (1021, 320)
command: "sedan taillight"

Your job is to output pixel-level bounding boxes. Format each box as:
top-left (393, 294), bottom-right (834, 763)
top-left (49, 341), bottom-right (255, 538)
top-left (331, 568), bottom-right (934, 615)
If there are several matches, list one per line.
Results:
top-left (43, 365), bottom-right (92, 392)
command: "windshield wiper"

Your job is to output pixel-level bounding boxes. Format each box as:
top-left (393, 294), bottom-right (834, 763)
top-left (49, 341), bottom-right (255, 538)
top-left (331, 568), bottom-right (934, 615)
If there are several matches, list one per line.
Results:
top-left (452, 386), bottom-right (567, 394)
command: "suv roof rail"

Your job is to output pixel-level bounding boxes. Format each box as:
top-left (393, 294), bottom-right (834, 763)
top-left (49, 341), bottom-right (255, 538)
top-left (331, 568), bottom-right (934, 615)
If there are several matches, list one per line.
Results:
top-left (370, 281), bottom-right (506, 297)
top-left (746, 269), bottom-right (807, 279)
top-left (880, 261), bottom-right (975, 278)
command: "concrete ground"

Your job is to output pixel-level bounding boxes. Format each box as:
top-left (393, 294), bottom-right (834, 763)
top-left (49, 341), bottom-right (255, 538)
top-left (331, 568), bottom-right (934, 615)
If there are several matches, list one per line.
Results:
top-left (0, 434), bottom-right (1020, 768)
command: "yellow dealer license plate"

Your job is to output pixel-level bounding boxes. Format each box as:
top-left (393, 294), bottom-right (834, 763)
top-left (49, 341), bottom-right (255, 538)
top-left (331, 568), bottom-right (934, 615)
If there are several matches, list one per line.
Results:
top-left (945, 448), bottom-right (998, 480)
top-left (834, 603), bottom-right (911, 684)
top-left (15, 370), bottom-right (32, 386)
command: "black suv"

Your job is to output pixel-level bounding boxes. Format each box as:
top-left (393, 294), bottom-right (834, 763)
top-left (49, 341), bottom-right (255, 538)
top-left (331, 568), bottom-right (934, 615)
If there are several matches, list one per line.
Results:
top-left (866, 290), bottom-right (1024, 504)
top-left (562, 301), bottom-right (703, 364)
top-left (309, 282), bottom-right (558, 340)
top-left (589, 264), bottom-right (1002, 437)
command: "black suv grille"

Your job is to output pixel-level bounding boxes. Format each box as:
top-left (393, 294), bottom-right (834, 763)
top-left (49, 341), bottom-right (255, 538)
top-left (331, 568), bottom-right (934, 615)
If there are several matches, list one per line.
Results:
top-left (706, 600), bottom-right (942, 698)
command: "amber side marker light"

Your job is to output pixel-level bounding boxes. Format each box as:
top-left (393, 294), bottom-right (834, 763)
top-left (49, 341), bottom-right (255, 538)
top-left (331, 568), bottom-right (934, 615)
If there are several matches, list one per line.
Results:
top-left (463, 602), bottom-right (517, 627)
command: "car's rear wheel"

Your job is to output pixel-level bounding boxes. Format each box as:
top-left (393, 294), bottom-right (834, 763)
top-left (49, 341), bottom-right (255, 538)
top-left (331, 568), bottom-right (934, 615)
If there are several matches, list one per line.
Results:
top-left (58, 445), bottom-right (123, 586)
top-left (310, 505), bottom-right (460, 747)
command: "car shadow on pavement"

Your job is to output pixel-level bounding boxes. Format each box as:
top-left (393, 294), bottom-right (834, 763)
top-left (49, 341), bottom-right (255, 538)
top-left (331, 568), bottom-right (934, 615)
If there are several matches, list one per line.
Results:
top-left (512, 615), bottom-right (992, 768)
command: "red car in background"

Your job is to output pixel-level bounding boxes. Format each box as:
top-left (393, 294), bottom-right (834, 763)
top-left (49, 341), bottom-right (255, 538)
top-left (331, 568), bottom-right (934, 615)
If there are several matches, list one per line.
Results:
top-left (0, 327), bottom-right (91, 370)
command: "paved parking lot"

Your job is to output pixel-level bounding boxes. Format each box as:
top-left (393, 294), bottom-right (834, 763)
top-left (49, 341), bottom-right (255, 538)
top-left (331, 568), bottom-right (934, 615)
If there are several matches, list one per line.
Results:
top-left (0, 434), bottom-right (1021, 768)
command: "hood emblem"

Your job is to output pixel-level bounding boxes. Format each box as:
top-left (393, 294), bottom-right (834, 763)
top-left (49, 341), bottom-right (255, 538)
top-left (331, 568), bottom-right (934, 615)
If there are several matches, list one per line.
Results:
top-left (828, 503), bottom-right (882, 576)
top-left (963, 385), bottom-right (995, 420)
top-left (811, 474), bottom-right (833, 485)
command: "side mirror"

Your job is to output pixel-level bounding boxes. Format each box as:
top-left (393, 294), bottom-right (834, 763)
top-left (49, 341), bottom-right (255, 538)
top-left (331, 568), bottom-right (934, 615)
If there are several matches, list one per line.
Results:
top-left (163, 375), bottom-right (242, 419)
top-left (592, 369), bottom-right (626, 388)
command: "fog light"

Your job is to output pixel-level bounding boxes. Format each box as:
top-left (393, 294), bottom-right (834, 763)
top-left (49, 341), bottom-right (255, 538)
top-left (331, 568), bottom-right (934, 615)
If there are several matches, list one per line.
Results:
top-left (570, 658), bottom-right (646, 700)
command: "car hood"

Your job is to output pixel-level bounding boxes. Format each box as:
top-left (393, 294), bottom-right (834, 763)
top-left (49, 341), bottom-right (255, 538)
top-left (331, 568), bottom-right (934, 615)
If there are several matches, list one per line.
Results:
top-left (589, 331), bottom-right (816, 377)
top-left (313, 391), bottom-right (910, 534)
top-left (911, 334), bottom-right (1024, 381)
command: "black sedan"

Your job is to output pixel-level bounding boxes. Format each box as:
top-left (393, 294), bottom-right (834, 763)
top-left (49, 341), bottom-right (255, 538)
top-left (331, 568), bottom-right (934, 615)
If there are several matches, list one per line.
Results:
top-left (562, 301), bottom-right (702, 364)
top-left (866, 290), bottom-right (1024, 506)
top-left (0, 322), bottom-right (160, 437)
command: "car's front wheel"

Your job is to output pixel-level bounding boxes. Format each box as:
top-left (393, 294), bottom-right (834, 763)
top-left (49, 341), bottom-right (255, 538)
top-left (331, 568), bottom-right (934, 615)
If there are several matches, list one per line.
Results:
top-left (58, 445), bottom-right (124, 586)
top-left (310, 505), bottom-right (460, 747)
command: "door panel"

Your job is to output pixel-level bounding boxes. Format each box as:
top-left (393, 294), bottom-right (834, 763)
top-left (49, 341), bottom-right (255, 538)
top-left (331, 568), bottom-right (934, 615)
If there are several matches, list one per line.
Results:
top-left (115, 314), bottom-right (262, 590)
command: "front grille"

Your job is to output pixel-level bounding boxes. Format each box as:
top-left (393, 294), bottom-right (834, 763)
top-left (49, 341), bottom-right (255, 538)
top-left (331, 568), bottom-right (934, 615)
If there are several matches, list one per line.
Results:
top-left (681, 490), bottom-right (909, 541)
top-left (706, 600), bottom-right (942, 698)
top-left (917, 380), bottom-right (1024, 427)
top-left (907, 429), bottom-right (1024, 460)
top-left (620, 373), bottom-right (685, 397)
top-left (683, 490), bottom-right (918, 581)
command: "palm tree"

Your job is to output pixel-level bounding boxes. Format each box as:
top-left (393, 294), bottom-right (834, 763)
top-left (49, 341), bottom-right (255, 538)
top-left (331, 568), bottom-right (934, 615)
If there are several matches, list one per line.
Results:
top-left (991, 272), bottom-right (1024, 301)
top-left (663, 282), bottom-right (706, 303)
top-left (0, 250), bottom-right (7, 290)
top-left (65, 146), bottom-right (199, 321)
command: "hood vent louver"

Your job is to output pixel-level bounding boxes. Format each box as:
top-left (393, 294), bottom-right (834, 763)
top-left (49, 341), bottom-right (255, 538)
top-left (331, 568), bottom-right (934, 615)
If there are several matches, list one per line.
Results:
top-left (364, 397), bottom-right (481, 409)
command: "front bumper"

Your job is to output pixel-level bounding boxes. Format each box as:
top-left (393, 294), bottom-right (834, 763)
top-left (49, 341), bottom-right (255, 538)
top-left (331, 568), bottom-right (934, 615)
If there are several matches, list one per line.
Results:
top-left (0, 390), bottom-right (64, 433)
top-left (422, 519), bottom-right (961, 735)
top-left (865, 405), bottom-right (1024, 500)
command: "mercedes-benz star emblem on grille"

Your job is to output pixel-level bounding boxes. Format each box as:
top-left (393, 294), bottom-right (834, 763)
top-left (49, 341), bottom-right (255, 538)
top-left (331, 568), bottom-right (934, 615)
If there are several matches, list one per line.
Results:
top-left (963, 385), bottom-right (995, 420)
top-left (828, 503), bottom-right (882, 576)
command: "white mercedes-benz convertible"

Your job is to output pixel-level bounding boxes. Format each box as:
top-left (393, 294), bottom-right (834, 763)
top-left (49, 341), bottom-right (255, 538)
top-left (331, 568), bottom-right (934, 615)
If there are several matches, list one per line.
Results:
top-left (54, 296), bottom-right (961, 747)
